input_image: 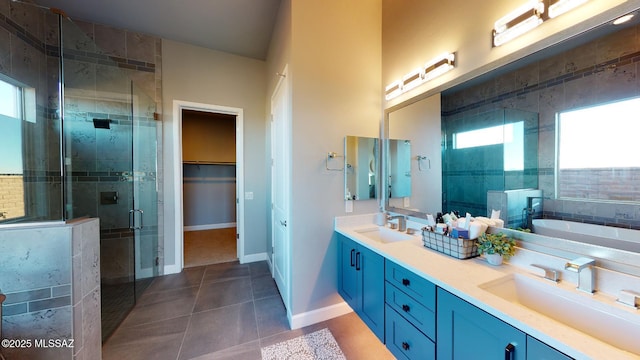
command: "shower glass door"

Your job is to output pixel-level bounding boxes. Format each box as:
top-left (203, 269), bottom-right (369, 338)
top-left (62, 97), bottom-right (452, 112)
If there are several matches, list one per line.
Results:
top-left (131, 83), bottom-right (160, 293)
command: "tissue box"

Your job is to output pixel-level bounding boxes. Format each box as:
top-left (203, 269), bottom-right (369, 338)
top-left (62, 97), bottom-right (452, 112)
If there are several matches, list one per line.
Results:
top-left (451, 227), bottom-right (469, 239)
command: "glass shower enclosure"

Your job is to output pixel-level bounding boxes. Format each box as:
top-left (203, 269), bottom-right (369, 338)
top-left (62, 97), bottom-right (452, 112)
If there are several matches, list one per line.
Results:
top-left (60, 16), bottom-right (161, 340)
top-left (441, 108), bottom-right (539, 216)
top-left (0, 2), bottom-right (161, 343)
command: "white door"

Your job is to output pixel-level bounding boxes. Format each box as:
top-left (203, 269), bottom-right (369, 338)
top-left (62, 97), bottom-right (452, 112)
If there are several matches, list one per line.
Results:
top-left (271, 67), bottom-right (291, 310)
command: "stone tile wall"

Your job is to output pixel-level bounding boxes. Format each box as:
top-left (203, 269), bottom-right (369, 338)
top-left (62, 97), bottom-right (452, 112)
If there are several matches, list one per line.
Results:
top-left (0, 218), bottom-right (101, 360)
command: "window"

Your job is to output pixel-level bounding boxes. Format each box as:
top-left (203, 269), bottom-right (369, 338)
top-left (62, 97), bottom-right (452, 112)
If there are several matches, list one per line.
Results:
top-left (556, 97), bottom-right (640, 202)
top-left (0, 78), bottom-right (30, 221)
top-left (453, 122), bottom-right (524, 171)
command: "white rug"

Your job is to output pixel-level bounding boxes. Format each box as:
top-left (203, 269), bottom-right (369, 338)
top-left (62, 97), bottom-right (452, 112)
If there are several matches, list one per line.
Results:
top-left (261, 328), bottom-right (347, 360)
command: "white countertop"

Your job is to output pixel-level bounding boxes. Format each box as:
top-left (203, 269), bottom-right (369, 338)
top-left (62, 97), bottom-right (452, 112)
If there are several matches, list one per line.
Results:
top-left (335, 213), bottom-right (640, 360)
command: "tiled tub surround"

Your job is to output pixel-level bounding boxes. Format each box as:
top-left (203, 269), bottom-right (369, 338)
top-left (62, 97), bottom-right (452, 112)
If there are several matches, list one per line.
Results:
top-left (335, 213), bottom-right (640, 359)
top-left (441, 21), bottom-right (640, 231)
top-left (0, 218), bottom-right (101, 360)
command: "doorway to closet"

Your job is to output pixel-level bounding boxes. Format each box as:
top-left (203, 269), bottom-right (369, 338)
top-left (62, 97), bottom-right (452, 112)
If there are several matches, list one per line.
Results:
top-left (181, 109), bottom-right (238, 267)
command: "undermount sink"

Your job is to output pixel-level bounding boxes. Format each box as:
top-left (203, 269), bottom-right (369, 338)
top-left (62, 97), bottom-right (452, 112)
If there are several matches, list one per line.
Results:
top-left (354, 226), bottom-right (418, 243)
top-left (479, 273), bottom-right (640, 355)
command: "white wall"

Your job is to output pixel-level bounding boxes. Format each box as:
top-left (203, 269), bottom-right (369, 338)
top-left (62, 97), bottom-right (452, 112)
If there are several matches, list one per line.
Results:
top-left (162, 39), bottom-right (268, 269)
top-left (266, 0), bottom-right (382, 320)
top-left (382, 0), bottom-right (640, 109)
top-left (288, 0), bottom-right (382, 316)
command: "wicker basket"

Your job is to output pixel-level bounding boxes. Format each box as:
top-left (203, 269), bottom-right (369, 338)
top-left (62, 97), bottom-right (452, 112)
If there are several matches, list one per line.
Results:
top-left (422, 228), bottom-right (479, 259)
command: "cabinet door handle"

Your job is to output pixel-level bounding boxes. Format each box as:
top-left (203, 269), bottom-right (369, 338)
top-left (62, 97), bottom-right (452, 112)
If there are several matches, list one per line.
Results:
top-left (402, 278), bottom-right (410, 286)
top-left (402, 304), bottom-right (410, 312)
top-left (402, 342), bottom-right (410, 351)
top-left (504, 343), bottom-right (515, 360)
top-left (355, 252), bottom-right (361, 271)
top-left (350, 249), bottom-right (355, 267)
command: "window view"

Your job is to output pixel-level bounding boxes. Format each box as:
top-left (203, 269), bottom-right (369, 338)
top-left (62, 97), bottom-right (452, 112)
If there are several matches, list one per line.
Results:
top-left (557, 97), bottom-right (640, 202)
top-left (453, 121), bottom-right (524, 171)
top-left (0, 78), bottom-right (25, 221)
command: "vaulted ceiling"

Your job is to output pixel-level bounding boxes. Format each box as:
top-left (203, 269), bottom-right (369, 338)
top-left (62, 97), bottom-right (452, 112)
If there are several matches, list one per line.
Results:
top-left (34, 0), bottom-right (282, 60)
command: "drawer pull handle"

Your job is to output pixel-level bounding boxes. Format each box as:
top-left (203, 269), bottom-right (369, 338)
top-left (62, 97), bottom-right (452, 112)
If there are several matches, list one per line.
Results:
top-left (402, 278), bottom-right (410, 286)
top-left (355, 252), bottom-right (361, 271)
top-left (402, 304), bottom-right (410, 312)
top-left (402, 342), bottom-right (410, 351)
top-left (350, 249), bottom-right (355, 267)
top-left (504, 343), bottom-right (515, 360)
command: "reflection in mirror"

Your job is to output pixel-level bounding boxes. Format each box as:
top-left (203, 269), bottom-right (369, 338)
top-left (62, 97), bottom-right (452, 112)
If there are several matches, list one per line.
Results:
top-left (442, 108), bottom-right (539, 225)
top-left (387, 93), bottom-right (442, 214)
top-left (344, 136), bottom-right (378, 200)
top-left (385, 9), bottom-right (640, 255)
top-left (387, 139), bottom-right (411, 199)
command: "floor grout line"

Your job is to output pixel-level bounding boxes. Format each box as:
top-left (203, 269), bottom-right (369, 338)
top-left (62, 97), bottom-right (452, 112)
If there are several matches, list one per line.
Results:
top-left (104, 260), bottom-right (330, 360)
top-left (174, 265), bottom-right (206, 360)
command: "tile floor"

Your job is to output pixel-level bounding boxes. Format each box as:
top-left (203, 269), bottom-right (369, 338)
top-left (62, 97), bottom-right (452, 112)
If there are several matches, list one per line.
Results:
top-left (102, 260), bottom-right (393, 360)
top-left (183, 228), bottom-right (238, 268)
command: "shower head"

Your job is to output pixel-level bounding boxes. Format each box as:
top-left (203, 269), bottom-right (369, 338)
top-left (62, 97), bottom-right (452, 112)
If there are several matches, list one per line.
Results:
top-left (93, 118), bottom-right (111, 129)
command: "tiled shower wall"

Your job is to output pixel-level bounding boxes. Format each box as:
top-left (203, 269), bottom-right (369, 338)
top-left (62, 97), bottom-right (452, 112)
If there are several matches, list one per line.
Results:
top-left (442, 23), bottom-right (640, 230)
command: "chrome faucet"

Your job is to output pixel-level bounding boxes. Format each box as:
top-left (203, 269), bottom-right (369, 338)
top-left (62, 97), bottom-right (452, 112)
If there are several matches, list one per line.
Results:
top-left (565, 257), bottom-right (596, 293)
top-left (617, 290), bottom-right (640, 309)
top-left (530, 264), bottom-right (560, 282)
top-left (386, 213), bottom-right (407, 232)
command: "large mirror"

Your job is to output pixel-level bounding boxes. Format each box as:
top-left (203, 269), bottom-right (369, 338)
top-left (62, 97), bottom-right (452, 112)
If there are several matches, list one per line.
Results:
top-left (384, 9), bottom-right (640, 253)
top-left (345, 136), bottom-right (378, 200)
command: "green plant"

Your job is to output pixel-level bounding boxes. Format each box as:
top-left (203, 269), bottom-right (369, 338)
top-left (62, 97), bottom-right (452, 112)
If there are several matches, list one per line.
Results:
top-left (476, 232), bottom-right (517, 259)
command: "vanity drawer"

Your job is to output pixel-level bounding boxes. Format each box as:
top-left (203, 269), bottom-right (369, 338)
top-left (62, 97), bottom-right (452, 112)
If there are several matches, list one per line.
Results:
top-left (385, 260), bottom-right (436, 309)
top-left (386, 305), bottom-right (435, 360)
top-left (385, 282), bottom-right (435, 340)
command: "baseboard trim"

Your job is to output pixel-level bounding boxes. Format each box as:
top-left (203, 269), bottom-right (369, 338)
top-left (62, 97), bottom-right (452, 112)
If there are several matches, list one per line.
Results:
top-left (289, 301), bottom-right (353, 330)
top-left (240, 252), bottom-right (268, 264)
top-left (184, 222), bottom-right (236, 232)
top-left (163, 264), bottom-right (181, 275)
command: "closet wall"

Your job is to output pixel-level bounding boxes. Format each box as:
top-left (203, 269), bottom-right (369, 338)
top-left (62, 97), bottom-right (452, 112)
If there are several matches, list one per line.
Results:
top-left (182, 110), bottom-right (237, 229)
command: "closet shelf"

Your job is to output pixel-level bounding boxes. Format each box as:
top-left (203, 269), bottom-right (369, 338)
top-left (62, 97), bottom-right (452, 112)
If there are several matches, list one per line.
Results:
top-left (183, 160), bottom-right (236, 165)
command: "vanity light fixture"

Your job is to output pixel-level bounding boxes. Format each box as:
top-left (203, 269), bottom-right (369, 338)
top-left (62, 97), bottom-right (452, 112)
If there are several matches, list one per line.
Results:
top-left (385, 52), bottom-right (457, 100)
top-left (547, 0), bottom-right (588, 19)
top-left (493, 0), bottom-right (545, 47)
top-left (423, 52), bottom-right (456, 82)
top-left (385, 80), bottom-right (403, 100)
top-left (401, 68), bottom-right (424, 93)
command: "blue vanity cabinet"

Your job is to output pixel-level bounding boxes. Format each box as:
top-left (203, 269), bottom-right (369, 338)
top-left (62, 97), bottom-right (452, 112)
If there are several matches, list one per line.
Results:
top-left (384, 260), bottom-right (436, 360)
top-left (527, 336), bottom-right (573, 360)
top-left (437, 288), bottom-right (527, 360)
top-left (337, 233), bottom-right (385, 342)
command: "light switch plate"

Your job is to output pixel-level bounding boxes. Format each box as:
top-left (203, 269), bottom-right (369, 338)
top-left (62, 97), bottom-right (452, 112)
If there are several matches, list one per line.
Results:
top-left (345, 199), bottom-right (353, 213)
top-left (245, 192), bottom-right (254, 200)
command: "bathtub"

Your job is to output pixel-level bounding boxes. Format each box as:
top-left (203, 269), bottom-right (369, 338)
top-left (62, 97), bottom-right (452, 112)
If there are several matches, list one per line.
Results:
top-left (532, 219), bottom-right (640, 253)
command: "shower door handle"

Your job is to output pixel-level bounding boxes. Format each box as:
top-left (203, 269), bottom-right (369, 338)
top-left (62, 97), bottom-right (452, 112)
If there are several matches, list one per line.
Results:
top-left (129, 209), bottom-right (144, 230)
